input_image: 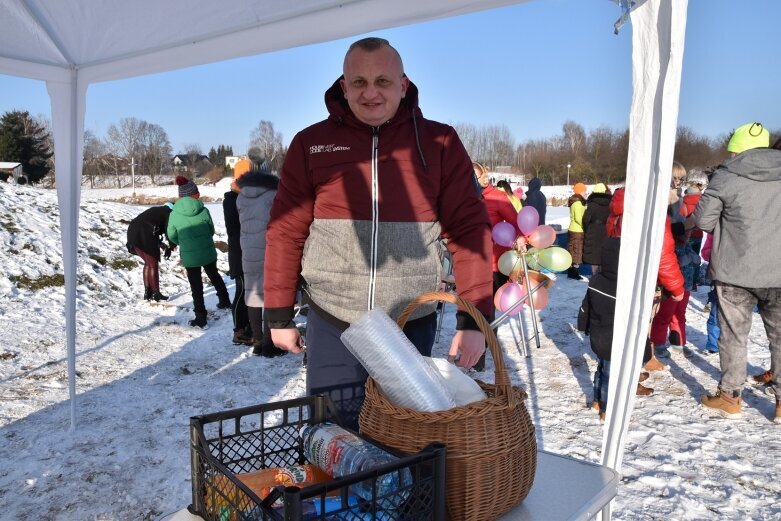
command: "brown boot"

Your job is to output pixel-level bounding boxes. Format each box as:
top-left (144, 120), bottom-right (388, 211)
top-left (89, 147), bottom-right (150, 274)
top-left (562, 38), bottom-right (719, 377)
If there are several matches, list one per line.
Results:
top-left (701, 390), bottom-right (742, 419)
top-left (644, 356), bottom-right (667, 372)
top-left (752, 370), bottom-right (773, 385)
top-left (636, 383), bottom-right (654, 396)
top-left (591, 401), bottom-right (600, 413)
top-left (638, 371), bottom-right (650, 383)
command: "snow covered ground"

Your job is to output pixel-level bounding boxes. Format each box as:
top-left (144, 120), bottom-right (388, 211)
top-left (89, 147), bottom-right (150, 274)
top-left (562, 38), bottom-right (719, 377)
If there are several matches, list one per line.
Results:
top-left (0, 180), bottom-right (778, 520)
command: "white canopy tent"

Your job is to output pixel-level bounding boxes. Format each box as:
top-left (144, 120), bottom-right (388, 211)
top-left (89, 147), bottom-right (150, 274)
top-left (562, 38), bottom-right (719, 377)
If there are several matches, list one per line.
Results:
top-left (0, 0), bottom-right (688, 492)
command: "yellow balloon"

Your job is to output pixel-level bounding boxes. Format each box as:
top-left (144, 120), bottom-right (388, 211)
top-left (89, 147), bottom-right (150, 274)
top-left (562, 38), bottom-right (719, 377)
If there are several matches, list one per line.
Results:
top-left (537, 247), bottom-right (572, 272)
top-left (497, 250), bottom-right (522, 276)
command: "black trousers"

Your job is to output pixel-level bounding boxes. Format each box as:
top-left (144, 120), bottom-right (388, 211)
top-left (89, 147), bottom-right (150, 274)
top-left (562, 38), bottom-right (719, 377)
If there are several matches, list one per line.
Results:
top-left (185, 260), bottom-right (229, 314)
top-left (231, 274), bottom-right (249, 332)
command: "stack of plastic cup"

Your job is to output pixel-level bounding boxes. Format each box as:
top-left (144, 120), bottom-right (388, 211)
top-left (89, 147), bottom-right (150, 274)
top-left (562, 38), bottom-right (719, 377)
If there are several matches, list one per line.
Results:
top-left (341, 308), bottom-right (456, 412)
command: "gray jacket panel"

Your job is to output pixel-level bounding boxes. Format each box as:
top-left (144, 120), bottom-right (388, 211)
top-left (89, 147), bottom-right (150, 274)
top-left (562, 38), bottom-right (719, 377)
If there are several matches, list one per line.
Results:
top-left (694, 148), bottom-right (781, 288)
top-left (237, 185), bottom-right (276, 307)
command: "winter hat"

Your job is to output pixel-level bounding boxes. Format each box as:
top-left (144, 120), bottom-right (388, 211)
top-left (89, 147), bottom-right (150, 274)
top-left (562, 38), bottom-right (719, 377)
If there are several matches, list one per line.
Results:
top-left (573, 182), bottom-right (586, 195)
top-left (231, 159), bottom-right (252, 192)
top-left (176, 175), bottom-right (199, 198)
top-left (685, 168), bottom-right (708, 188)
top-left (727, 122), bottom-right (769, 154)
top-left (593, 183), bottom-right (607, 194)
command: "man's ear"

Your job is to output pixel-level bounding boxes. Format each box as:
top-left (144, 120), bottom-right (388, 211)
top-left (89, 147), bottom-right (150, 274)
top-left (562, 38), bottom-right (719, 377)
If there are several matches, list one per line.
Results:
top-left (339, 78), bottom-right (346, 94)
top-left (401, 74), bottom-right (409, 98)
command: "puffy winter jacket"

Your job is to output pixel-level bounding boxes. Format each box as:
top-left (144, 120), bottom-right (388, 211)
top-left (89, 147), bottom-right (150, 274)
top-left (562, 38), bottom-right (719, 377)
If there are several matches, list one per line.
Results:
top-left (264, 79), bottom-right (492, 329)
top-left (524, 177), bottom-right (546, 225)
top-left (694, 148), bottom-right (781, 288)
top-left (606, 188), bottom-right (683, 297)
top-left (582, 192), bottom-right (612, 265)
top-left (167, 197), bottom-right (217, 268)
top-left (679, 192), bottom-right (703, 239)
top-left (568, 194), bottom-right (586, 233)
top-left (237, 172), bottom-right (278, 308)
top-left (482, 184), bottom-right (520, 272)
top-left (578, 237), bottom-right (620, 360)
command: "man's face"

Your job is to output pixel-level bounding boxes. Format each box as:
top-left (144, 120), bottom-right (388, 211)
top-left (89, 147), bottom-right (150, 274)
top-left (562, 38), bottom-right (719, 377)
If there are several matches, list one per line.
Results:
top-left (340, 46), bottom-right (409, 127)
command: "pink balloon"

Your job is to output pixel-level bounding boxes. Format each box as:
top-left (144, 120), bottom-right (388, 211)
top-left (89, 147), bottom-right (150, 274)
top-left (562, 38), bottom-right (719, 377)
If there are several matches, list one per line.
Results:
top-left (491, 221), bottom-right (517, 247)
top-left (517, 207), bottom-right (540, 236)
top-left (527, 285), bottom-right (549, 310)
top-left (494, 282), bottom-right (526, 316)
top-left (528, 225), bottom-right (556, 249)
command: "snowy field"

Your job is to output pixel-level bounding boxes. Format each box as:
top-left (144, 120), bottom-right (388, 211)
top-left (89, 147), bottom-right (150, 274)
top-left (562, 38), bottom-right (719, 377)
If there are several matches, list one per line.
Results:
top-left (0, 180), bottom-right (779, 520)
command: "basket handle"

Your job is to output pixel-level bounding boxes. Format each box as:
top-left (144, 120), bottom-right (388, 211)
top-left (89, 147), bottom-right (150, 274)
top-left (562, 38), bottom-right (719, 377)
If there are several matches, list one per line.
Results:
top-left (397, 291), bottom-right (517, 407)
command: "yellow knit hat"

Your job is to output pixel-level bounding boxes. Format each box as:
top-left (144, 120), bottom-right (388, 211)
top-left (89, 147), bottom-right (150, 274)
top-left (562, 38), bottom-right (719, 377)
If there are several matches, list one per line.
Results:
top-left (727, 122), bottom-right (769, 154)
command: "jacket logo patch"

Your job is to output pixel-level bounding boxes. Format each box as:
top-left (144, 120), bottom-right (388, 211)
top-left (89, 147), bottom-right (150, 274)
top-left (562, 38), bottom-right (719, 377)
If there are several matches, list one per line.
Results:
top-left (310, 144), bottom-right (350, 154)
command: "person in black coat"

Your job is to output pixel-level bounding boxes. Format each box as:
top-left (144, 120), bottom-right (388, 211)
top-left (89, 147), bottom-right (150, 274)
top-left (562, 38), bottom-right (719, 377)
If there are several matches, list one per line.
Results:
top-left (581, 183), bottom-right (612, 271)
top-left (126, 203), bottom-right (176, 301)
top-left (223, 184), bottom-right (253, 346)
top-left (578, 237), bottom-right (620, 420)
top-left (524, 177), bottom-right (546, 225)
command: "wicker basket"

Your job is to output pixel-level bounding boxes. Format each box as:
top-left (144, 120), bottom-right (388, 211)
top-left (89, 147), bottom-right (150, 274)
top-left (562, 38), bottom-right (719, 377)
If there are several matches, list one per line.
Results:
top-left (359, 292), bottom-right (537, 521)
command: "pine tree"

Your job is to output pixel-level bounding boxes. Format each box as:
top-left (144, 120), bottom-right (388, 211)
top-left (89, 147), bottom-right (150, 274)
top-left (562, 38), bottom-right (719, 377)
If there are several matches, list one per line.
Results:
top-left (0, 111), bottom-right (53, 183)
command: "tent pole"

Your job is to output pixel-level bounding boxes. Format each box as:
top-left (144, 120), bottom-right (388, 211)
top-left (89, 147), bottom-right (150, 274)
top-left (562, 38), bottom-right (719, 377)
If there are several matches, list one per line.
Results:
top-left (47, 69), bottom-right (87, 431)
top-left (600, 0), bottom-right (689, 497)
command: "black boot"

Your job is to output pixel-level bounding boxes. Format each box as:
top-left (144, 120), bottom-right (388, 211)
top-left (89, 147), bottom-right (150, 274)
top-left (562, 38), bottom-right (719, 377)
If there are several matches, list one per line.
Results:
top-left (143, 287), bottom-right (154, 300)
top-left (151, 290), bottom-right (169, 301)
top-left (567, 266), bottom-right (582, 280)
top-left (189, 311), bottom-right (208, 329)
top-left (217, 298), bottom-right (232, 310)
top-left (252, 330), bottom-right (286, 358)
top-left (232, 328), bottom-right (253, 346)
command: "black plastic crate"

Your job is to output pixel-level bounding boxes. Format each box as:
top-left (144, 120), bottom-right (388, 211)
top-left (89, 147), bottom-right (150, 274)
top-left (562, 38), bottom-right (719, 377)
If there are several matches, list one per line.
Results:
top-left (189, 395), bottom-right (446, 520)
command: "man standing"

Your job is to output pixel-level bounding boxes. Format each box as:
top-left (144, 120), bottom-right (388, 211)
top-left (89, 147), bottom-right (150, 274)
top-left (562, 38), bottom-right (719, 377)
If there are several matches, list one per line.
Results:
top-left (263, 37), bottom-right (492, 424)
top-left (695, 122), bottom-right (781, 422)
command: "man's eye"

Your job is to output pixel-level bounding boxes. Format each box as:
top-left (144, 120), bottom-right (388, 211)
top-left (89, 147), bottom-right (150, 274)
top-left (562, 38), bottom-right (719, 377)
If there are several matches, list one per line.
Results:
top-left (376, 79), bottom-right (390, 86)
top-left (352, 80), bottom-right (366, 87)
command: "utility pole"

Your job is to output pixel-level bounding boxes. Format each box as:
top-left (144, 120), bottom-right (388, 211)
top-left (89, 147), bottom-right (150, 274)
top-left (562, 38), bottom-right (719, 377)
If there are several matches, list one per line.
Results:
top-left (567, 162), bottom-right (571, 188)
top-left (131, 156), bottom-right (136, 197)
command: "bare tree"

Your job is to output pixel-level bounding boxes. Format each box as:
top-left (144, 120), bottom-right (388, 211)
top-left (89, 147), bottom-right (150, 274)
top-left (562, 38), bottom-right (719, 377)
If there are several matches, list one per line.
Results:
top-left (138, 123), bottom-right (172, 183)
top-left (248, 120), bottom-right (284, 172)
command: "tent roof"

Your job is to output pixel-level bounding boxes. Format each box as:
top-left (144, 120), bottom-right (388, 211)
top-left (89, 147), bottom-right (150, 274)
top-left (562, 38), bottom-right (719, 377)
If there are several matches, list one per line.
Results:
top-left (0, 0), bottom-right (526, 84)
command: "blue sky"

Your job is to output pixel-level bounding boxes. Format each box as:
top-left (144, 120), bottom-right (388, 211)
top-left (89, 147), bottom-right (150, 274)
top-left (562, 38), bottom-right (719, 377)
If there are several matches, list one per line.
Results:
top-left (1, 0), bottom-right (779, 154)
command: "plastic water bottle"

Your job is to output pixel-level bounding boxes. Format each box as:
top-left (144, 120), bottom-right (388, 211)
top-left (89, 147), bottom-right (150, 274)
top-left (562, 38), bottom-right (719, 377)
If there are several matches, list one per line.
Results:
top-left (300, 423), bottom-right (411, 507)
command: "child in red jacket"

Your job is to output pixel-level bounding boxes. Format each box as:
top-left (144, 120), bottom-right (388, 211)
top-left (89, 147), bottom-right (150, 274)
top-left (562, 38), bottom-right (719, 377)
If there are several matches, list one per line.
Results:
top-left (679, 168), bottom-right (708, 254)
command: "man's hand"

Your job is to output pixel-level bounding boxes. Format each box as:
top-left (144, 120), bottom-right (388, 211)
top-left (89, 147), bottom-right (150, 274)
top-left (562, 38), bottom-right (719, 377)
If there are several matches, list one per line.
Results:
top-left (271, 328), bottom-right (305, 354)
top-left (448, 330), bottom-right (486, 369)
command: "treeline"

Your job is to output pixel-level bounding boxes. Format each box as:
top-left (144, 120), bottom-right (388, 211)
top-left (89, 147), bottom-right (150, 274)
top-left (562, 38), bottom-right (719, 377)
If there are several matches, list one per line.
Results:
top-left (3, 108), bottom-right (778, 188)
top-left (456, 120), bottom-right (780, 184)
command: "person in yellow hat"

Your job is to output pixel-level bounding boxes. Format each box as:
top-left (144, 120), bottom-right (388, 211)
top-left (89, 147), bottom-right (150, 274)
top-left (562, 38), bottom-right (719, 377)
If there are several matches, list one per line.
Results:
top-left (696, 122), bottom-right (781, 422)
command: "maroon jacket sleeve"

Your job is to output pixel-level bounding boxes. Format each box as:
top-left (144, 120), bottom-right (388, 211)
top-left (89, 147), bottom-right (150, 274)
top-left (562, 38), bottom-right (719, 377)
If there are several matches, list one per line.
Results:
top-left (437, 127), bottom-right (493, 322)
top-left (657, 217), bottom-right (684, 298)
top-left (264, 133), bottom-right (315, 327)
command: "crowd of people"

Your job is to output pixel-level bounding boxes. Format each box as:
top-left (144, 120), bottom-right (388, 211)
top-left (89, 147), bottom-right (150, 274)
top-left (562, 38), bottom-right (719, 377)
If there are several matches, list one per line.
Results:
top-left (577, 123), bottom-right (781, 425)
top-left (124, 36), bottom-right (779, 428)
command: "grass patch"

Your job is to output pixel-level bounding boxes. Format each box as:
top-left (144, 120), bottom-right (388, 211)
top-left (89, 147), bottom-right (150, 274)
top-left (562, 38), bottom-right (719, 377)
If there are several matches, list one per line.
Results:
top-left (110, 258), bottom-right (137, 270)
top-left (90, 226), bottom-right (111, 239)
top-left (90, 254), bottom-right (107, 266)
top-left (10, 273), bottom-right (65, 290)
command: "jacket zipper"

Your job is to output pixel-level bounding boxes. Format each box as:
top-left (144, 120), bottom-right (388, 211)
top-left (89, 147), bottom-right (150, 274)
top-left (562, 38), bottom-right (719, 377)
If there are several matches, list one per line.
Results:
top-left (368, 127), bottom-right (380, 310)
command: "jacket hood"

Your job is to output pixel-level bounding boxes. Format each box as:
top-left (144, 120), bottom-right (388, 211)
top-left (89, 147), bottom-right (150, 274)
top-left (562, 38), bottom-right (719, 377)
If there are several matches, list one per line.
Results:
top-left (236, 171), bottom-right (279, 191)
top-left (173, 196), bottom-right (204, 217)
top-left (587, 191), bottom-right (611, 206)
top-left (593, 183), bottom-right (607, 193)
top-left (568, 193), bottom-right (586, 206)
top-left (722, 148), bottom-right (781, 182)
top-left (324, 76), bottom-right (422, 127)
top-left (527, 177), bottom-right (542, 192)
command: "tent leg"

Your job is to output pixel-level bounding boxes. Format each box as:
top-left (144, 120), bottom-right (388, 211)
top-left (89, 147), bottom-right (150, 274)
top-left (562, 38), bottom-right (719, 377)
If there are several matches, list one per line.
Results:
top-left (47, 70), bottom-right (87, 431)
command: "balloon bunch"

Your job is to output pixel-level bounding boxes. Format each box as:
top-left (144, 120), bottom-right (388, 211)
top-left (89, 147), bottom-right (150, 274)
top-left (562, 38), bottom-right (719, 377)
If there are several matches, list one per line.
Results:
top-left (491, 206), bottom-right (572, 316)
